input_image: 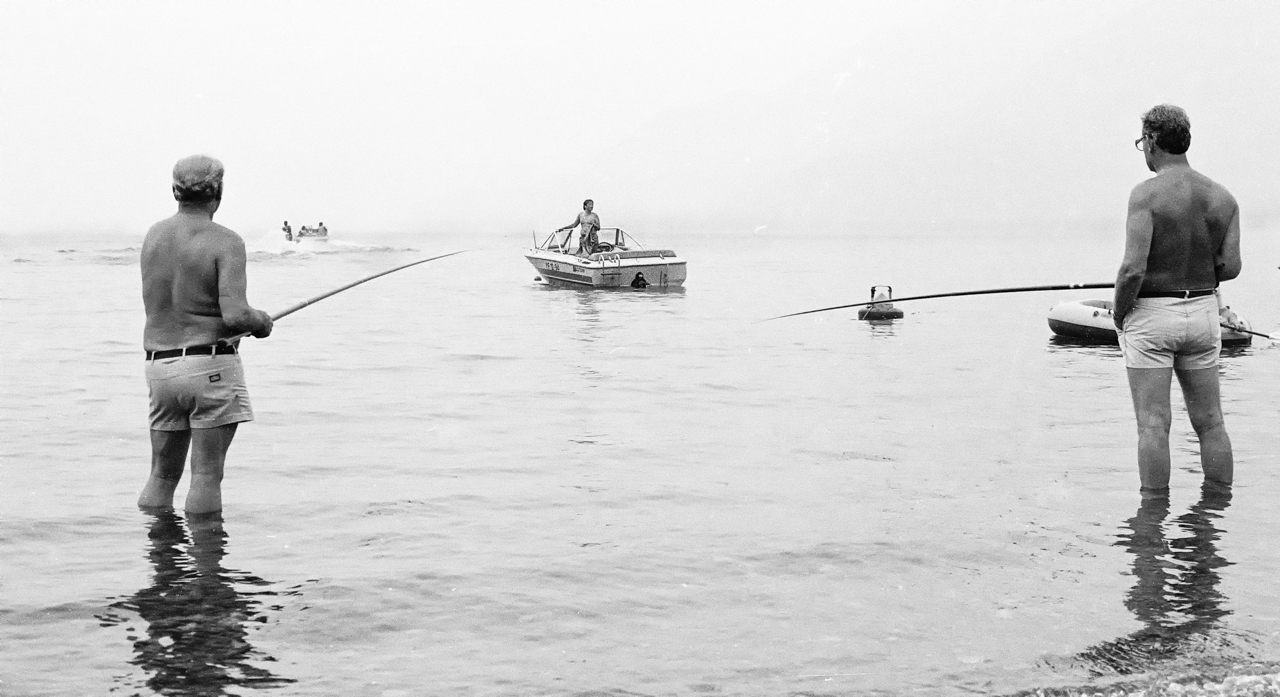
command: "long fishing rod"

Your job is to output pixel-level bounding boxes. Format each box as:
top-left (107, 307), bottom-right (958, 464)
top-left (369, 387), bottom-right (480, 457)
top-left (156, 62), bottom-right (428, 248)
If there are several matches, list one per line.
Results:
top-left (759, 282), bottom-right (1116, 322)
top-left (759, 281), bottom-right (1274, 339)
top-left (222, 249), bottom-right (467, 344)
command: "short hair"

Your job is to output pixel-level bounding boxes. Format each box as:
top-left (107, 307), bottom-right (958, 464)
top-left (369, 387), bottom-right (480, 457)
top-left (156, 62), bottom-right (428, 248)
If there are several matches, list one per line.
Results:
top-left (583, 199), bottom-right (593, 207)
top-left (1141, 104), bottom-right (1191, 155)
top-left (172, 155), bottom-right (225, 203)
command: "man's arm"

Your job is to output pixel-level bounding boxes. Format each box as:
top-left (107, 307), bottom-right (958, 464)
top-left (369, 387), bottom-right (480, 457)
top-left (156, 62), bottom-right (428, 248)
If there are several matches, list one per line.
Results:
top-left (557, 212), bottom-right (583, 232)
top-left (1215, 198), bottom-right (1242, 282)
top-left (217, 235), bottom-right (273, 338)
top-left (1114, 185), bottom-right (1154, 329)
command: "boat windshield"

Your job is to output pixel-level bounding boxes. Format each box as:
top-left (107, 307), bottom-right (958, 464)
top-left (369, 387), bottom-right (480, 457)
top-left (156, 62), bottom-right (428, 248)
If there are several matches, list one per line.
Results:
top-left (537, 227), bottom-right (644, 252)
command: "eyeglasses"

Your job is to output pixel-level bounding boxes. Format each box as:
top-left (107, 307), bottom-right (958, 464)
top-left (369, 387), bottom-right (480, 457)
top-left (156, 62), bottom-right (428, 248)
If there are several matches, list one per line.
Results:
top-left (1134, 135), bottom-right (1147, 152)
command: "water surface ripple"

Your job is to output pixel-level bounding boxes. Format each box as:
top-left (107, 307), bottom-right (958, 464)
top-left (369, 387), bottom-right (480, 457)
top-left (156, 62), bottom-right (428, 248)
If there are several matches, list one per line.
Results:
top-left (2, 231), bottom-right (1278, 696)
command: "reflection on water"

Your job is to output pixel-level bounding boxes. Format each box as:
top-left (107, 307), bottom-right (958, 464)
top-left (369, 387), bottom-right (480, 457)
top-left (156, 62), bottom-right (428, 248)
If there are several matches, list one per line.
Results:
top-left (1076, 485), bottom-right (1235, 675)
top-left (865, 319), bottom-right (900, 339)
top-left (1045, 336), bottom-right (1124, 357)
top-left (101, 511), bottom-right (295, 695)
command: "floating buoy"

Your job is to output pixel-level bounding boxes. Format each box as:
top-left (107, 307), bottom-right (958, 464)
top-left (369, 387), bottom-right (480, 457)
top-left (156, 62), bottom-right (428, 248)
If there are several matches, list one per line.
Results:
top-left (857, 285), bottom-right (904, 320)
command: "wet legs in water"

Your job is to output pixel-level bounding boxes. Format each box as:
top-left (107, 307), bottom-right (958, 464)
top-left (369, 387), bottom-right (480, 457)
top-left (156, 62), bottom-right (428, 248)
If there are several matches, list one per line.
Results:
top-left (138, 424), bottom-right (238, 514)
top-left (1126, 366), bottom-right (1232, 491)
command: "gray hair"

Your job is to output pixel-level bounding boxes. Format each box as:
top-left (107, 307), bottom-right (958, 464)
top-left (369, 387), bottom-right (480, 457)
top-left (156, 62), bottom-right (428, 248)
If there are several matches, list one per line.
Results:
top-left (172, 154), bottom-right (225, 203)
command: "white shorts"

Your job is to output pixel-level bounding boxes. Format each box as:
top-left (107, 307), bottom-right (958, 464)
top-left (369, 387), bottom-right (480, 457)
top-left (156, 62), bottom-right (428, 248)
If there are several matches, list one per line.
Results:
top-left (1118, 295), bottom-right (1220, 370)
top-left (146, 354), bottom-right (254, 430)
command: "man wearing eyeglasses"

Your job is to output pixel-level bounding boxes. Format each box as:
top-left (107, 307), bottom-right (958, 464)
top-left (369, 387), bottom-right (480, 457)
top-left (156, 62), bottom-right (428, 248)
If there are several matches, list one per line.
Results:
top-left (1113, 104), bottom-right (1241, 494)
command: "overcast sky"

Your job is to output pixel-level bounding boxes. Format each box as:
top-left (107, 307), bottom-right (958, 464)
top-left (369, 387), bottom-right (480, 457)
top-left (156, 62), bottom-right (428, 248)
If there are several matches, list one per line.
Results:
top-left (1, 1), bottom-right (1277, 238)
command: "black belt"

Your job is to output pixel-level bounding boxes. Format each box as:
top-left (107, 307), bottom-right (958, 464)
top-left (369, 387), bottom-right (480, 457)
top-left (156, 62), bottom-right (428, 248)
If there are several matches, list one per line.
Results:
top-left (146, 344), bottom-right (237, 360)
top-left (1137, 289), bottom-right (1215, 299)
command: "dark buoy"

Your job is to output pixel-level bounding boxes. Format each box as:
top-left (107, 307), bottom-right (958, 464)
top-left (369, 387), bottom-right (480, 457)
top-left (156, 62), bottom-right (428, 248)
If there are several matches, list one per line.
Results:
top-left (857, 285), bottom-right (904, 320)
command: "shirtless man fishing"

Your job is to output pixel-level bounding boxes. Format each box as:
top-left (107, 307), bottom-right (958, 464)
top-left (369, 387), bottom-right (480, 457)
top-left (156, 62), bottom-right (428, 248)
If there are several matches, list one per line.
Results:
top-left (138, 155), bottom-right (273, 514)
top-left (557, 199), bottom-right (600, 257)
top-left (1113, 105), bottom-right (1241, 493)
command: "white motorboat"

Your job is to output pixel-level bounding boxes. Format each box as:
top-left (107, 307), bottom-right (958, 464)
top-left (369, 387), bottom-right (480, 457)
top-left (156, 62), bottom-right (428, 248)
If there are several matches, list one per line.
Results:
top-left (525, 227), bottom-right (687, 289)
top-left (1047, 298), bottom-right (1252, 346)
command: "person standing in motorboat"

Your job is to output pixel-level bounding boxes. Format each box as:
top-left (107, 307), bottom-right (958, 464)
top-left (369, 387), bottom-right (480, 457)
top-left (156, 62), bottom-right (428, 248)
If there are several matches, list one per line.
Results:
top-left (317, 222), bottom-right (327, 237)
top-left (282, 220), bottom-right (292, 242)
top-left (556, 199), bottom-right (600, 257)
top-left (1113, 104), bottom-right (1242, 494)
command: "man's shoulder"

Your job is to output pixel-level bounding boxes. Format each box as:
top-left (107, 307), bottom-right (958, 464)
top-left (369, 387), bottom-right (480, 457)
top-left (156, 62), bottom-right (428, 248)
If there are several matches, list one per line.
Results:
top-left (146, 216), bottom-right (245, 252)
top-left (1128, 177), bottom-right (1161, 206)
top-left (187, 220), bottom-right (245, 250)
top-left (208, 222), bottom-right (245, 244)
top-left (1192, 170), bottom-right (1236, 205)
top-left (1147, 168), bottom-right (1236, 205)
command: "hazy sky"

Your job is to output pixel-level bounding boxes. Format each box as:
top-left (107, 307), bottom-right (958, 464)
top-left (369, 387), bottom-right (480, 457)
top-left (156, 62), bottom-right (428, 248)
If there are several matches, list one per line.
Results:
top-left (2, 1), bottom-right (1277, 237)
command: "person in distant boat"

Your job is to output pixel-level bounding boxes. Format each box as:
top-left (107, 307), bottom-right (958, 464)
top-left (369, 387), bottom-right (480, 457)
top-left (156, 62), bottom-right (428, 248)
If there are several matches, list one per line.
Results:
top-left (557, 199), bottom-right (600, 257)
top-left (282, 220), bottom-right (292, 242)
top-left (1113, 104), bottom-right (1241, 493)
top-left (317, 222), bottom-right (327, 236)
top-left (139, 155), bottom-right (273, 514)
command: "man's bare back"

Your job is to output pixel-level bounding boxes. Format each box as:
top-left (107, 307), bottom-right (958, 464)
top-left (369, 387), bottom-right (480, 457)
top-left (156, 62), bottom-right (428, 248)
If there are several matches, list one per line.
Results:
top-left (1129, 168), bottom-right (1239, 293)
top-left (142, 214), bottom-right (267, 350)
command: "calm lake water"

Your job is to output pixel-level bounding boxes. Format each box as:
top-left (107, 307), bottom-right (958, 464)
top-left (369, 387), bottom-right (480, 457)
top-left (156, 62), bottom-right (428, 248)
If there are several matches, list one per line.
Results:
top-left (2, 227), bottom-right (1279, 696)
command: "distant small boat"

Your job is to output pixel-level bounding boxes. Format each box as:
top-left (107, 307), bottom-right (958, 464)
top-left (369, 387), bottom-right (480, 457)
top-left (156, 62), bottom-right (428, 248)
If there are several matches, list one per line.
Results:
top-left (1047, 298), bottom-right (1252, 346)
top-left (526, 227), bottom-right (687, 289)
top-left (294, 225), bottom-right (329, 242)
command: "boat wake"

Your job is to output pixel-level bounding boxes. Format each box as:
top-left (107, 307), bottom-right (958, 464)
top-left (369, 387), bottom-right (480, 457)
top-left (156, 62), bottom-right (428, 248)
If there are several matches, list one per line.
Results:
top-left (247, 239), bottom-right (418, 261)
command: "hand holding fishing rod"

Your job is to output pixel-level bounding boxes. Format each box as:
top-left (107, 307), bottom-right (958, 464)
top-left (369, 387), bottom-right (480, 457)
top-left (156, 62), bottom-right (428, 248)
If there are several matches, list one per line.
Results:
top-left (220, 249), bottom-right (468, 345)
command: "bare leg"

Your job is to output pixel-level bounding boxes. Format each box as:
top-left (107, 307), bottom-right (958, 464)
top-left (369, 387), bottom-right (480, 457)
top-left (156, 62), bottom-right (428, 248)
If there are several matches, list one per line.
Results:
top-left (1126, 367), bottom-right (1173, 492)
top-left (184, 423), bottom-right (238, 514)
top-left (139, 430), bottom-right (192, 508)
top-left (1175, 366), bottom-right (1233, 485)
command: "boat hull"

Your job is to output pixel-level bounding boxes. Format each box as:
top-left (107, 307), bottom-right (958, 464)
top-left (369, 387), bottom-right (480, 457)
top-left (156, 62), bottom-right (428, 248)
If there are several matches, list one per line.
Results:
top-left (1047, 299), bottom-right (1251, 346)
top-left (525, 249), bottom-right (687, 288)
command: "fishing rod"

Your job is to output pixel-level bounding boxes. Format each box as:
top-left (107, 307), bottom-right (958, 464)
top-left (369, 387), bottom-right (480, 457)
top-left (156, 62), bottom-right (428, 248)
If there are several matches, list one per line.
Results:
top-left (758, 282), bottom-right (1117, 322)
top-left (759, 281), bottom-right (1273, 340)
top-left (1221, 324), bottom-right (1273, 340)
top-left (221, 249), bottom-right (467, 344)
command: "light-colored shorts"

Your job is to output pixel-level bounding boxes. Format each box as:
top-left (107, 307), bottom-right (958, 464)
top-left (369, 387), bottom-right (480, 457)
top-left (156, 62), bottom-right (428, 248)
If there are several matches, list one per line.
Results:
top-left (1118, 295), bottom-right (1220, 370)
top-left (146, 354), bottom-right (254, 431)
